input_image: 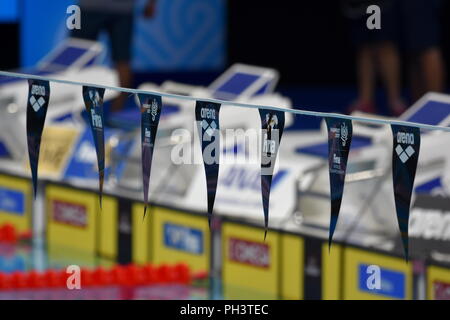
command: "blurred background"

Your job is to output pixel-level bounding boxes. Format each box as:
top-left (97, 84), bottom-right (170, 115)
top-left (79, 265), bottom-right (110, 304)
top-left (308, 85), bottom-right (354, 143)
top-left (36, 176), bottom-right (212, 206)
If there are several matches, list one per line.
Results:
top-left (3, 0), bottom-right (450, 117)
top-left (0, 0), bottom-right (449, 300)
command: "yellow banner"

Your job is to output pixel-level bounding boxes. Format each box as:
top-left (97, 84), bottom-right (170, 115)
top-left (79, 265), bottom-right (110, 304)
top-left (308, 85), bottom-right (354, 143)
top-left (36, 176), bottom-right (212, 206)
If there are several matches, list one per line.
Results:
top-left (24, 126), bottom-right (79, 179)
top-left (222, 222), bottom-right (280, 299)
top-left (0, 174), bottom-right (32, 232)
top-left (343, 247), bottom-right (412, 300)
top-left (149, 206), bottom-right (209, 273)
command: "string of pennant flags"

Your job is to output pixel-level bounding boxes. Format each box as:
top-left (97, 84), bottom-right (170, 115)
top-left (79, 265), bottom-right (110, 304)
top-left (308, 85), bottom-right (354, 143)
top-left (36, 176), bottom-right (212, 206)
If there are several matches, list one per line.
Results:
top-left (0, 70), bottom-right (444, 260)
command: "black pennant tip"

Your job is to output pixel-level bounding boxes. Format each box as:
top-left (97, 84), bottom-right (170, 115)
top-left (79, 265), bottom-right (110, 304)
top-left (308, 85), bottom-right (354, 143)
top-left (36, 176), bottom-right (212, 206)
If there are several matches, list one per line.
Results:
top-left (143, 205), bottom-right (148, 222)
top-left (328, 216), bottom-right (338, 252)
top-left (31, 172), bottom-right (38, 199)
top-left (98, 192), bottom-right (103, 210)
top-left (263, 214), bottom-right (269, 242)
top-left (98, 175), bottom-right (104, 210)
top-left (402, 244), bottom-right (409, 263)
top-left (32, 184), bottom-right (38, 199)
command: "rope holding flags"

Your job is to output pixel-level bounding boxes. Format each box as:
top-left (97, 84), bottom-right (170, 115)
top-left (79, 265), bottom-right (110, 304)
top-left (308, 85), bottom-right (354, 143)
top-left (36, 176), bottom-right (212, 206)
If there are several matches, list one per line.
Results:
top-left (82, 86), bottom-right (106, 208)
top-left (138, 93), bottom-right (163, 217)
top-left (325, 118), bottom-right (353, 249)
top-left (26, 79), bottom-right (50, 197)
top-left (391, 125), bottom-right (421, 261)
top-left (195, 101), bottom-right (221, 227)
top-left (259, 109), bottom-right (285, 240)
top-left (0, 70), bottom-right (438, 257)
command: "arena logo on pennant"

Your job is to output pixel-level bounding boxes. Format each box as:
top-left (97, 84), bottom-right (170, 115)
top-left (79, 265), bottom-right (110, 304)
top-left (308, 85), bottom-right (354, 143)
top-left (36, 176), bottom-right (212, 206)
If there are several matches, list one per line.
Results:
top-left (395, 132), bottom-right (416, 163)
top-left (200, 107), bottom-right (218, 141)
top-left (29, 84), bottom-right (47, 112)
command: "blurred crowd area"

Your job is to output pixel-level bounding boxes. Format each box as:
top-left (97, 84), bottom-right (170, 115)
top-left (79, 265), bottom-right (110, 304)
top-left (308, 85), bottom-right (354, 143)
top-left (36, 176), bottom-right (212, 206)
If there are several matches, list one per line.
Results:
top-left (229, 0), bottom-right (450, 117)
top-left (1, 0), bottom-right (450, 117)
top-left (343, 0), bottom-right (446, 116)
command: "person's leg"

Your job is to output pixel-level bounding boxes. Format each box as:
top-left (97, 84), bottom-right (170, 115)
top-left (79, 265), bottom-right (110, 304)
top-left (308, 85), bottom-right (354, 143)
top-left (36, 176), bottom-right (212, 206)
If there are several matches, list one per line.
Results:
top-left (408, 57), bottom-right (423, 102)
top-left (346, 7), bottom-right (378, 114)
top-left (348, 44), bottom-right (377, 114)
top-left (407, 47), bottom-right (445, 101)
top-left (106, 14), bottom-right (134, 112)
top-left (375, 41), bottom-right (406, 116)
top-left (421, 47), bottom-right (445, 93)
top-left (356, 44), bottom-right (376, 104)
top-left (400, 0), bottom-right (444, 99)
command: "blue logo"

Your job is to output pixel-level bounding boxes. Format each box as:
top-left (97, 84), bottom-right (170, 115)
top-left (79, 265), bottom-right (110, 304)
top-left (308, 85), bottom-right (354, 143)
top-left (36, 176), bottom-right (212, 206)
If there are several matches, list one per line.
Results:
top-left (358, 264), bottom-right (406, 299)
top-left (0, 187), bottom-right (25, 215)
top-left (163, 223), bottom-right (203, 255)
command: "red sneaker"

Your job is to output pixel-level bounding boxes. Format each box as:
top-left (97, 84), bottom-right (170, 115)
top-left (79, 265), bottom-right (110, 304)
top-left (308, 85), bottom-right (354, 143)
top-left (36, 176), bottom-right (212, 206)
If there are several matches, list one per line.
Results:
top-left (347, 100), bottom-right (377, 114)
top-left (389, 99), bottom-right (408, 117)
